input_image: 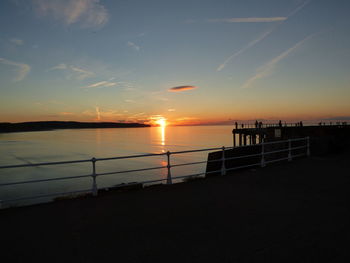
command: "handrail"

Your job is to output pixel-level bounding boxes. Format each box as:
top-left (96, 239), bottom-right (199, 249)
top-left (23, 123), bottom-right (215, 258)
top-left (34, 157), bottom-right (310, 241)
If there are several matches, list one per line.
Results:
top-left (0, 137), bottom-right (310, 208)
top-left (232, 122), bottom-right (349, 130)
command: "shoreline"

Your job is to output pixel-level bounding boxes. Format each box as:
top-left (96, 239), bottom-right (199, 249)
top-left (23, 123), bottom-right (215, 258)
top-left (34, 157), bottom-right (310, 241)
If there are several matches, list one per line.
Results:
top-left (0, 121), bottom-right (150, 133)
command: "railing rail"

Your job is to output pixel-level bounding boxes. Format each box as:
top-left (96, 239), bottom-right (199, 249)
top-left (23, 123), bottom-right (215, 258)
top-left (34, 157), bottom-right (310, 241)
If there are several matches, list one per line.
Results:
top-left (232, 122), bottom-right (348, 129)
top-left (0, 137), bottom-right (309, 208)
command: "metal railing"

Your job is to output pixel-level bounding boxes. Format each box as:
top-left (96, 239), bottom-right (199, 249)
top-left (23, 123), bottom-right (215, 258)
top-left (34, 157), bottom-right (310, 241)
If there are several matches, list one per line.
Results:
top-left (233, 122), bottom-right (348, 129)
top-left (0, 137), bottom-right (310, 208)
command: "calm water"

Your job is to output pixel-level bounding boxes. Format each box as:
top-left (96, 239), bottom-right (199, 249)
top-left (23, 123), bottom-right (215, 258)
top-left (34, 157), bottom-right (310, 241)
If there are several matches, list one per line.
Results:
top-left (0, 125), bottom-right (234, 206)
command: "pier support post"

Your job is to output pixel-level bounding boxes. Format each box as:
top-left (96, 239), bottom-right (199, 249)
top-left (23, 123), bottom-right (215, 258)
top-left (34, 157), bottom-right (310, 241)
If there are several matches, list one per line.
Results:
top-left (166, 151), bottom-right (172, 185)
top-left (249, 135), bottom-right (252, 145)
top-left (233, 133), bottom-right (236, 147)
top-left (239, 134), bottom-right (242, 146)
top-left (221, 146), bottom-right (226, 176)
top-left (243, 135), bottom-right (247, 146)
top-left (91, 157), bottom-right (98, 196)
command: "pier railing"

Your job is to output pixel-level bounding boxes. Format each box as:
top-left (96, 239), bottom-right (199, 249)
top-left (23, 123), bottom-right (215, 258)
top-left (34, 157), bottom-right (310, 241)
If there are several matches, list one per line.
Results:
top-left (0, 137), bottom-right (309, 208)
top-left (233, 122), bottom-right (348, 129)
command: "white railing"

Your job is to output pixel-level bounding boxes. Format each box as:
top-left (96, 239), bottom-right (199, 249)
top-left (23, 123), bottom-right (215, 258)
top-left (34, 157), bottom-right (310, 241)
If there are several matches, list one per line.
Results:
top-left (0, 137), bottom-right (310, 208)
top-left (233, 122), bottom-right (348, 129)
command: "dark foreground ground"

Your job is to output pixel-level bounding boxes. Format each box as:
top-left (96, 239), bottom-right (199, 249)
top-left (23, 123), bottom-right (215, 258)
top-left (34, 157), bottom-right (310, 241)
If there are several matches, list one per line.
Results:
top-left (1, 152), bottom-right (350, 262)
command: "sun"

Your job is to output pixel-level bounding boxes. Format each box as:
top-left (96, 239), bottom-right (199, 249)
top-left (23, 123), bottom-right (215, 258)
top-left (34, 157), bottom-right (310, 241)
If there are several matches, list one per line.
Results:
top-left (155, 118), bottom-right (167, 127)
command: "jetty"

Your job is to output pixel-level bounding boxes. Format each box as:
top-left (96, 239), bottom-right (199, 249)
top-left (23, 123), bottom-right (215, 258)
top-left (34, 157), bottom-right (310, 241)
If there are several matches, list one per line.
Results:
top-left (232, 122), bottom-right (349, 148)
top-left (206, 122), bottom-right (350, 176)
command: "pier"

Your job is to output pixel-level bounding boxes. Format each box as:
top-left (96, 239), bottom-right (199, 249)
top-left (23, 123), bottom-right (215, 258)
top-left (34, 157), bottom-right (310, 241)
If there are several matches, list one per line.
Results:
top-left (232, 122), bottom-right (350, 148)
top-left (206, 122), bottom-right (350, 176)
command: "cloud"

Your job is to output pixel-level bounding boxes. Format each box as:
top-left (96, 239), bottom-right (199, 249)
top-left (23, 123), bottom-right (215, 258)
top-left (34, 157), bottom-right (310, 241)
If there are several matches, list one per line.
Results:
top-left (127, 41), bottom-right (140, 51)
top-left (168, 109), bottom-right (176, 112)
top-left (217, 27), bottom-right (276, 71)
top-left (49, 64), bottom-right (94, 80)
top-left (287, 0), bottom-right (312, 17)
top-left (70, 66), bottom-right (94, 80)
top-left (209, 17), bottom-right (287, 23)
top-left (324, 116), bottom-right (350, 121)
top-left (60, 112), bottom-right (74, 116)
top-left (49, 63), bottom-right (67, 70)
top-left (31, 0), bottom-right (108, 28)
top-left (169, 85), bottom-right (198, 92)
top-left (95, 106), bottom-right (101, 121)
top-left (241, 33), bottom-right (316, 89)
top-left (82, 81), bottom-right (117, 89)
top-left (10, 38), bottom-right (24, 45)
top-left (0, 57), bottom-right (30, 81)
top-left (216, 0), bottom-right (312, 71)
top-left (82, 107), bottom-right (122, 121)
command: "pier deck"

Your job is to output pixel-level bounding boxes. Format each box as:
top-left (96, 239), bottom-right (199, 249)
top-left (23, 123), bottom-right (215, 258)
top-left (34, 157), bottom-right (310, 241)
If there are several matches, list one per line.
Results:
top-left (1, 151), bottom-right (350, 262)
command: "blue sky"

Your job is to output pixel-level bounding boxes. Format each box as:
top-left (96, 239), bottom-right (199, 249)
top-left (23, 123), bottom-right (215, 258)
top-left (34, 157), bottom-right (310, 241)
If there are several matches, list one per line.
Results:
top-left (1, 0), bottom-right (349, 125)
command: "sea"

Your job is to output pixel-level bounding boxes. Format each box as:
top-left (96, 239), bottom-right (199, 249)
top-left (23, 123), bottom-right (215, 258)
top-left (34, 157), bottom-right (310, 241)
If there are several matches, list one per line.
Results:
top-left (0, 125), bottom-right (234, 207)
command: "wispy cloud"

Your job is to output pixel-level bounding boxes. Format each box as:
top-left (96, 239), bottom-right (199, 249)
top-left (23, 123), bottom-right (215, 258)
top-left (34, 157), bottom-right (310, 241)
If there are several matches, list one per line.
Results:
top-left (82, 107), bottom-right (122, 121)
top-left (83, 81), bottom-right (117, 88)
top-left (10, 38), bottom-right (24, 45)
top-left (287, 0), bottom-right (312, 17)
top-left (50, 63), bottom-right (67, 70)
top-left (169, 85), bottom-right (198, 92)
top-left (217, 27), bottom-right (276, 71)
top-left (95, 106), bottom-right (101, 121)
top-left (70, 66), bottom-right (94, 80)
top-left (127, 41), bottom-right (140, 51)
top-left (31, 0), bottom-right (108, 28)
top-left (209, 17), bottom-right (287, 23)
top-left (241, 33), bottom-right (316, 89)
top-left (216, 0), bottom-right (312, 71)
top-left (0, 57), bottom-right (30, 81)
top-left (324, 116), bottom-right (350, 121)
top-left (49, 63), bottom-right (94, 80)
top-left (60, 112), bottom-right (74, 116)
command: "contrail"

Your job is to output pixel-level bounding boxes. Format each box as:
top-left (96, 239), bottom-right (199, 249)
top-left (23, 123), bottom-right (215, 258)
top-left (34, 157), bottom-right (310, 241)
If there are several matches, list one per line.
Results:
top-left (216, 0), bottom-right (312, 72)
top-left (241, 32), bottom-right (317, 89)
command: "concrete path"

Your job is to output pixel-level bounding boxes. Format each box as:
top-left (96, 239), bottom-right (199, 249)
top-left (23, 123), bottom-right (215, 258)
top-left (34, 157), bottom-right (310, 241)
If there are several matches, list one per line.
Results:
top-left (1, 152), bottom-right (350, 262)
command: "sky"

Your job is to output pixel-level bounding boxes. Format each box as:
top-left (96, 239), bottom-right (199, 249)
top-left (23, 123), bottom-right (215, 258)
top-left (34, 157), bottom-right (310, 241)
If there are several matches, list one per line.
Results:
top-left (0, 0), bottom-right (350, 125)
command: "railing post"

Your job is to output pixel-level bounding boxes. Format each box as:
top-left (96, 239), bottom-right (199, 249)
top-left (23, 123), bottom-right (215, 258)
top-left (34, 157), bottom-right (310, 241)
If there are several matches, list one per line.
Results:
top-left (288, 139), bottom-right (292, 161)
top-left (261, 140), bottom-right (266, 167)
top-left (91, 157), bottom-right (98, 196)
top-left (221, 146), bottom-right (226, 176)
top-left (166, 151), bottom-right (172, 185)
top-left (307, 136), bottom-right (310, 156)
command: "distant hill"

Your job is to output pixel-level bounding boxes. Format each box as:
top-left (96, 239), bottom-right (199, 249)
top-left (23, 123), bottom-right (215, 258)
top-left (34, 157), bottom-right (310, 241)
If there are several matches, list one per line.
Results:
top-left (0, 121), bottom-right (150, 133)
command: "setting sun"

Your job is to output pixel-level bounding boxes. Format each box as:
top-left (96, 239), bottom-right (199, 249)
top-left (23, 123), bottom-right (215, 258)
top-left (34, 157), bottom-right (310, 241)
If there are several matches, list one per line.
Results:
top-left (155, 118), bottom-right (167, 127)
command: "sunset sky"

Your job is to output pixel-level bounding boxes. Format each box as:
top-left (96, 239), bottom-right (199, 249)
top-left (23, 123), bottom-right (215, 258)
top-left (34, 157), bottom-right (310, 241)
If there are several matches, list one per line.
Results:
top-left (1, 0), bottom-right (350, 125)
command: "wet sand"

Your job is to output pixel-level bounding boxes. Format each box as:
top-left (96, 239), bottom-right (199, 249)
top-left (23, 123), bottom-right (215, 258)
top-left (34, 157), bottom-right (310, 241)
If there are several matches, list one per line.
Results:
top-left (1, 152), bottom-right (350, 262)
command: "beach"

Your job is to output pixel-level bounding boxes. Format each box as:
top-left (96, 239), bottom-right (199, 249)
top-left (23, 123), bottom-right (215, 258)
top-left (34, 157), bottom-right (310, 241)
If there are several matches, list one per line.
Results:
top-left (1, 151), bottom-right (349, 262)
